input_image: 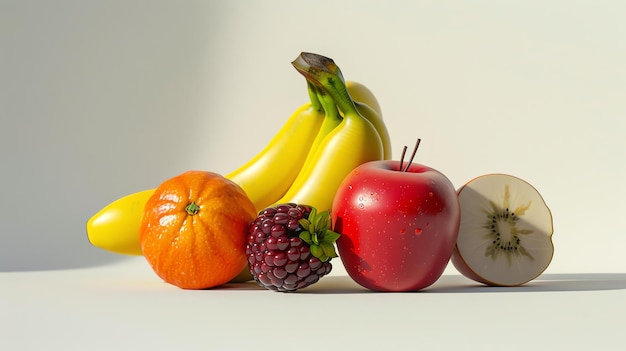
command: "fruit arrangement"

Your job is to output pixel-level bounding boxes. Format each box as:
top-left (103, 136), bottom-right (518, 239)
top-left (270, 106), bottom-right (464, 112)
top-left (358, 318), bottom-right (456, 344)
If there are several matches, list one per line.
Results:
top-left (86, 52), bottom-right (554, 292)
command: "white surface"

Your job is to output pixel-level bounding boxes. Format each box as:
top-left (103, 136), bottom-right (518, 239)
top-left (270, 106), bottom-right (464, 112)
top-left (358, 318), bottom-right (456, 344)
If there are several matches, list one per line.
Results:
top-left (2, 1), bottom-right (626, 349)
top-left (3, 257), bottom-right (626, 350)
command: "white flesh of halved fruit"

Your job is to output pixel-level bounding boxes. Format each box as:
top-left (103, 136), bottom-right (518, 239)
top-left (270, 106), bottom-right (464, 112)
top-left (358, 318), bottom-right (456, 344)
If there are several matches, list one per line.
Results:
top-left (452, 174), bottom-right (554, 286)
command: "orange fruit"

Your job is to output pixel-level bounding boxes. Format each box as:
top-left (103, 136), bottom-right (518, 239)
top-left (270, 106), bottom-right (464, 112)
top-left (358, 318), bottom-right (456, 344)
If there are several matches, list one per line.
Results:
top-left (139, 170), bottom-right (256, 289)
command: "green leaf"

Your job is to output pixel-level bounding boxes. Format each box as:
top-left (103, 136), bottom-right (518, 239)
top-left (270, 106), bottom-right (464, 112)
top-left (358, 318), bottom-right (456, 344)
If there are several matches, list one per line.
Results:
top-left (310, 244), bottom-right (324, 261)
top-left (316, 212), bottom-right (329, 231)
top-left (322, 229), bottom-right (341, 243)
top-left (299, 206), bottom-right (341, 262)
top-left (308, 217), bottom-right (317, 235)
top-left (311, 231), bottom-right (320, 245)
top-left (298, 218), bottom-right (310, 231)
top-left (299, 231), bottom-right (312, 245)
top-left (320, 241), bottom-right (338, 259)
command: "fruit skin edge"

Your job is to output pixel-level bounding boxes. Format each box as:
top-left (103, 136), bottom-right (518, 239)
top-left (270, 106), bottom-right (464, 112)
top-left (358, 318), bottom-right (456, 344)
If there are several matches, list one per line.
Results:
top-left (450, 173), bottom-right (555, 287)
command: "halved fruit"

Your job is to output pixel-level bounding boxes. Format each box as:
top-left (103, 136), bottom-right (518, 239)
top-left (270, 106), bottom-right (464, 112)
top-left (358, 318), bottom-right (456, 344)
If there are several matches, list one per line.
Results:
top-left (451, 174), bottom-right (554, 286)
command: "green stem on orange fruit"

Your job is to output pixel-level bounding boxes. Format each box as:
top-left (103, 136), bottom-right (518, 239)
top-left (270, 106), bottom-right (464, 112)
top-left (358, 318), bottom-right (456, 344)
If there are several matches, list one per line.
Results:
top-left (185, 202), bottom-right (200, 215)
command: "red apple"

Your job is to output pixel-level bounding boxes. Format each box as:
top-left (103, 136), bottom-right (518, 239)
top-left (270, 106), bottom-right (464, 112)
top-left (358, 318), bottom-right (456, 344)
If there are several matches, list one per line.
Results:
top-left (331, 142), bottom-right (460, 291)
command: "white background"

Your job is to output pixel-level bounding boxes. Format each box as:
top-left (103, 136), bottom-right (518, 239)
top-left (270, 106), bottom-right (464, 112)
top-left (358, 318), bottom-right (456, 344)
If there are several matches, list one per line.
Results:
top-left (2, 1), bottom-right (625, 350)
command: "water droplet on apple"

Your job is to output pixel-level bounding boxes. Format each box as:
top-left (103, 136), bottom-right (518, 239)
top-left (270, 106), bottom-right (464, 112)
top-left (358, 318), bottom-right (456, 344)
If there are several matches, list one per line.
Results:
top-left (358, 203), bottom-right (365, 209)
top-left (400, 228), bottom-right (406, 234)
top-left (415, 228), bottom-right (423, 235)
top-left (348, 185), bottom-right (353, 190)
top-left (428, 192), bottom-right (434, 197)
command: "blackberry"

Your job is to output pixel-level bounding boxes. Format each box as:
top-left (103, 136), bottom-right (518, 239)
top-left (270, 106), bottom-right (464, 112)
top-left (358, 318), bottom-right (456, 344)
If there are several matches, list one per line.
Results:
top-left (246, 203), bottom-right (340, 292)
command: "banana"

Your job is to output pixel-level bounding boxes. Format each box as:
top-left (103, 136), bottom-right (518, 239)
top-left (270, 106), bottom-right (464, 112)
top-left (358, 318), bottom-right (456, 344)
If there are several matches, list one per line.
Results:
top-left (87, 82), bottom-right (326, 255)
top-left (274, 52), bottom-right (385, 213)
top-left (327, 68), bottom-right (391, 161)
top-left (296, 85), bottom-right (344, 177)
top-left (354, 100), bottom-right (392, 160)
top-left (345, 81), bottom-right (383, 117)
top-left (343, 80), bottom-right (391, 161)
top-left (225, 80), bottom-right (327, 210)
top-left (86, 77), bottom-right (383, 256)
top-left (87, 189), bottom-right (154, 255)
top-left (306, 74), bottom-right (391, 160)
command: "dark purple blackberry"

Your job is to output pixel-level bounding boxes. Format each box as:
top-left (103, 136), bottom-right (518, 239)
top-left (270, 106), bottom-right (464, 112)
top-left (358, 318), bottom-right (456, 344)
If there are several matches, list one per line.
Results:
top-left (246, 203), bottom-right (340, 292)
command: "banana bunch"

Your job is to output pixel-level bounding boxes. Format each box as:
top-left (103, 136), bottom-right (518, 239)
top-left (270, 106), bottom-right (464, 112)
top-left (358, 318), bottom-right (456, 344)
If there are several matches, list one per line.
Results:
top-left (86, 52), bottom-right (391, 256)
top-left (274, 52), bottom-right (389, 212)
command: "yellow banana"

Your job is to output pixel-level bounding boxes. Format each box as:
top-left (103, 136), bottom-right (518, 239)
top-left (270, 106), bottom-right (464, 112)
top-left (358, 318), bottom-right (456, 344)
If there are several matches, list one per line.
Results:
top-left (87, 82), bottom-right (326, 255)
top-left (296, 85), bottom-right (344, 177)
top-left (86, 78), bottom-right (381, 256)
top-left (345, 81), bottom-right (382, 117)
top-left (87, 189), bottom-right (155, 255)
top-left (354, 100), bottom-right (392, 160)
top-left (343, 80), bottom-right (391, 160)
top-left (338, 80), bottom-right (391, 160)
top-left (225, 80), bottom-right (327, 210)
top-left (274, 52), bottom-right (385, 213)
top-left (307, 77), bottom-right (391, 161)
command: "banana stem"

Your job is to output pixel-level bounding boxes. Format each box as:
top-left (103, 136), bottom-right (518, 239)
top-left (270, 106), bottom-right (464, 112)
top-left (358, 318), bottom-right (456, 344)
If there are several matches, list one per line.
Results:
top-left (292, 52), bottom-right (359, 117)
top-left (296, 81), bottom-right (343, 174)
top-left (306, 80), bottom-right (323, 111)
top-left (314, 83), bottom-right (341, 122)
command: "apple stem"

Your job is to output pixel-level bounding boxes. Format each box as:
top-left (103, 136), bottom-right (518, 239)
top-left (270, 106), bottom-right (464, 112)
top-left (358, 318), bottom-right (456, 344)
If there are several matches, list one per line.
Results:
top-left (402, 138), bottom-right (421, 172)
top-left (398, 145), bottom-right (408, 171)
